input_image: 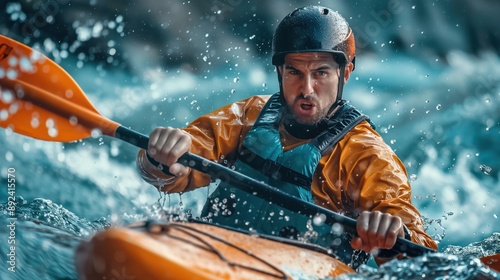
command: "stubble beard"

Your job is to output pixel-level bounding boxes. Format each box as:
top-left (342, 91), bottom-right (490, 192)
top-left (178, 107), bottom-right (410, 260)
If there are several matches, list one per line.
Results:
top-left (284, 102), bottom-right (331, 126)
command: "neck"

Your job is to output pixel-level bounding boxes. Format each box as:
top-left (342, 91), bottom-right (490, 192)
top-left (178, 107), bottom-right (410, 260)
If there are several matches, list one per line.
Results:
top-left (282, 115), bottom-right (328, 139)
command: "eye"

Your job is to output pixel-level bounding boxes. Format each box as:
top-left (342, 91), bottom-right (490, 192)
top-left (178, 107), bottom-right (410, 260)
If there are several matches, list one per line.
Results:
top-left (316, 70), bottom-right (328, 77)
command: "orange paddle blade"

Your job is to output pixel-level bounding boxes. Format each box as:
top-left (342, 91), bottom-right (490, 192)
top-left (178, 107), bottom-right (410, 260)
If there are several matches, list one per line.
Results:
top-left (480, 254), bottom-right (500, 272)
top-left (0, 35), bottom-right (119, 141)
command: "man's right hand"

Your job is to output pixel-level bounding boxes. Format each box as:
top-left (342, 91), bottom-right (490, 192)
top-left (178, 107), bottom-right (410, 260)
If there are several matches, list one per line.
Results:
top-left (147, 127), bottom-right (192, 177)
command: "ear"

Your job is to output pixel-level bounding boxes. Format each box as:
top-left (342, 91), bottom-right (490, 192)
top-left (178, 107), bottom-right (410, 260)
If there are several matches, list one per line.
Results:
top-left (343, 62), bottom-right (354, 83)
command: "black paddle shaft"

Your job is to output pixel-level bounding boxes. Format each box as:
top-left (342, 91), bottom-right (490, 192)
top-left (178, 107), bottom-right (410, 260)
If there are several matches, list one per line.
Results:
top-left (115, 126), bottom-right (435, 257)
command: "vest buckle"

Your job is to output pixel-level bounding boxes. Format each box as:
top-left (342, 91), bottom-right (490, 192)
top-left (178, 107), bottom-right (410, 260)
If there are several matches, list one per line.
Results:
top-left (262, 159), bottom-right (281, 180)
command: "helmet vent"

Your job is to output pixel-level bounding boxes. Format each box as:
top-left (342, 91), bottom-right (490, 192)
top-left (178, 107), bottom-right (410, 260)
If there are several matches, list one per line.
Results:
top-left (322, 8), bottom-right (329, 15)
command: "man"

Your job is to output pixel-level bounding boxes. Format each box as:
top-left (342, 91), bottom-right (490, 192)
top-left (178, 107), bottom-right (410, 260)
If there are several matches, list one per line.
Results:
top-left (136, 5), bottom-right (437, 268)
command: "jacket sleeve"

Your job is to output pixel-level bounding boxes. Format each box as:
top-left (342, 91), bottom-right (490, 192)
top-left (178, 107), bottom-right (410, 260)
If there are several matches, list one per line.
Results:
top-left (337, 122), bottom-right (438, 263)
top-left (136, 95), bottom-right (269, 193)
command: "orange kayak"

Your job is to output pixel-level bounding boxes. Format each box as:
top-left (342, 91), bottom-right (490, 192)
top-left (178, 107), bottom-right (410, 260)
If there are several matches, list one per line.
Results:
top-left (75, 221), bottom-right (355, 279)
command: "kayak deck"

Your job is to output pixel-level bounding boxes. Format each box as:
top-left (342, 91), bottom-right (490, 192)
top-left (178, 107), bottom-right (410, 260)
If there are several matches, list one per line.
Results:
top-left (75, 221), bottom-right (355, 279)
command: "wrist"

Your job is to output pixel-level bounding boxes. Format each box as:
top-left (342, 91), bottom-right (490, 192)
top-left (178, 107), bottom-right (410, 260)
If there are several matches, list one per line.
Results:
top-left (145, 153), bottom-right (175, 176)
top-left (136, 150), bottom-right (178, 186)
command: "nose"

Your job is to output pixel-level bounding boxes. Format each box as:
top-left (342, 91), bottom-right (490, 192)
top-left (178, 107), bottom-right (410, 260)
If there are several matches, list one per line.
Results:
top-left (301, 74), bottom-right (315, 97)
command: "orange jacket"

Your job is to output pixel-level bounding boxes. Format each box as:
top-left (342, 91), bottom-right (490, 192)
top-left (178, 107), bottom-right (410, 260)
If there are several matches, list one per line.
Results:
top-left (137, 95), bottom-right (438, 258)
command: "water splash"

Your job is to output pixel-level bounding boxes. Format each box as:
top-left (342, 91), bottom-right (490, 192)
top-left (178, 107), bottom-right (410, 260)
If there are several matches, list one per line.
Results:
top-left (0, 196), bottom-right (109, 236)
top-left (443, 232), bottom-right (500, 259)
top-left (332, 253), bottom-right (499, 279)
top-left (332, 233), bottom-right (500, 279)
top-left (0, 197), bottom-right (109, 280)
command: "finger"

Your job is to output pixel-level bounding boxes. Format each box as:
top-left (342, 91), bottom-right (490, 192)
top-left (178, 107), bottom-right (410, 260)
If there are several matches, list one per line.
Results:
top-left (169, 163), bottom-right (189, 177)
top-left (376, 214), bottom-right (392, 248)
top-left (169, 133), bottom-right (191, 162)
top-left (148, 127), bottom-right (164, 156)
top-left (384, 218), bottom-right (404, 249)
top-left (148, 127), bottom-right (178, 163)
top-left (350, 237), bottom-right (363, 250)
top-left (160, 130), bottom-right (191, 166)
top-left (356, 212), bottom-right (370, 248)
top-left (158, 135), bottom-right (177, 166)
top-left (150, 127), bottom-right (175, 161)
top-left (367, 211), bottom-right (382, 250)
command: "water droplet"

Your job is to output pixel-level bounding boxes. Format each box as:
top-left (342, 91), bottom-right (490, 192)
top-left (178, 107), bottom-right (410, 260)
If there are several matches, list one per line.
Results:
top-left (7, 69), bottom-right (18, 79)
top-left (48, 127), bottom-right (58, 137)
top-left (412, 5), bottom-right (416, 9)
top-left (5, 151), bottom-right (14, 162)
top-left (110, 142), bottom-right (120, 157)
top-left (313, 214), bottom-right (326, 226)
top-left (57, 153), bottom-right (65, 162)
top-left (409, 174), bottom-right (418, 182)
top-left (331, 223), bottom-right (344, 235)
top-left (479, 164), bottom-right (492, 175)
top-left (233, 77), bottom-right (239, 83)
top-left (30, 117), bottom-right (39, 128)
top-left (91, 128), bottom-right (102, 138)
top-left (410, 108), bottom-right (416, 113)
top-left (436, 104), bottom-right (441, 110)
top-left (46, 118), bottom-right (55, 128)
top-left (1, 90), bottom-right (14, 103)
top-left (65, 90), bottom-right (74, 99)
top-left (0, 109), bottom-right (8, 121)
top-left (69, 116), bottom-right (78, 125)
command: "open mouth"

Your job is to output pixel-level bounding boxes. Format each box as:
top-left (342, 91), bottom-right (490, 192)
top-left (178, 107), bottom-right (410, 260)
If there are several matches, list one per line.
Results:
top-left (300, 101), bottom-right (314, 110)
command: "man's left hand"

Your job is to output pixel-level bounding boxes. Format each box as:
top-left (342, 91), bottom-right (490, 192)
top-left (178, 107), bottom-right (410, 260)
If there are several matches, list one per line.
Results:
top-left (350, 211), bottom-right (405, 254)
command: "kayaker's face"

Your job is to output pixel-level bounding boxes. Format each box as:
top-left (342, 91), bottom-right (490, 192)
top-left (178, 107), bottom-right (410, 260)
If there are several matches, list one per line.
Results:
top-left (279, 52), bottom-right (350, 125)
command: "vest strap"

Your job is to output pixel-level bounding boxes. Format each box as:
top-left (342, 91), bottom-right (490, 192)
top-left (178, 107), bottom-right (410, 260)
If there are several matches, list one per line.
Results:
top-left (238, 146), bottom-right (312, 188)
top-left (313, 105), bottom-right (372, 155)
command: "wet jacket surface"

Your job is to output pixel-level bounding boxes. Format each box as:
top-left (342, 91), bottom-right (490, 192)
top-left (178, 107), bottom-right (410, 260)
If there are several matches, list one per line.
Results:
top-left (137, 95), bottom-right (438, 263)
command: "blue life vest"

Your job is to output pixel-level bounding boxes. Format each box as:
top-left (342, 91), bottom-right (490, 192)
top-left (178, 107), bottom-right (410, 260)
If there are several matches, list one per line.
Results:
top-left (201, 93), bottom-right (374, 268)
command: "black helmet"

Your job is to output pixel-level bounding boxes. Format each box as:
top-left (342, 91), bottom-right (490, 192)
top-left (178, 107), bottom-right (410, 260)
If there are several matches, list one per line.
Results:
top-left (272, 6), bottom-right (355, 70)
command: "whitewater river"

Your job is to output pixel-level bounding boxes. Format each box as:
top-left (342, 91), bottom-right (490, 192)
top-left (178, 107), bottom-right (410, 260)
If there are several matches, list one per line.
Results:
top-left (1, 1), bottom-right (499, 279)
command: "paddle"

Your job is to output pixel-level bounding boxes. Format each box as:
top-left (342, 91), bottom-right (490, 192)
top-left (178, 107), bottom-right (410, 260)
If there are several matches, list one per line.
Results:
top-left (0, 35), bottom-right (496, 265)
top-left (480, 254), bottom-right (500, 272)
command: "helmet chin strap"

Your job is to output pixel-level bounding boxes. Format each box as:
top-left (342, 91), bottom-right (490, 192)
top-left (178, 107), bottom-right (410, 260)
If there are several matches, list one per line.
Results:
top-left (275, 66), bottom-right (286, 103)
top-left (327, 63), bottom-right (346, 116)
